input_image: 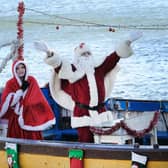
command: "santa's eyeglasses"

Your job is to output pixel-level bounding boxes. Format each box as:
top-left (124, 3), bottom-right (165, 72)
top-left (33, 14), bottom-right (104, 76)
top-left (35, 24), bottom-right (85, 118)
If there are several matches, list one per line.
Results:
top-left (81, 51), bottom-right (91, 56)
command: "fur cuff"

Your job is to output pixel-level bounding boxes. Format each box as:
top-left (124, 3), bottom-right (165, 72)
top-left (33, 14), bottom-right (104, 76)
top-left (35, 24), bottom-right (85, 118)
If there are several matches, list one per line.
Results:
top-left (116, 40), bottom-right (133, 58)
top-left (44, 52), bottom-right (61, 68)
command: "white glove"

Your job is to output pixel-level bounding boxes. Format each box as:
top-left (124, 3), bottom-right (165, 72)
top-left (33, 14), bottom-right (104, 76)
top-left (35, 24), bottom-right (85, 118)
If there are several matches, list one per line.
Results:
top-left (99, 111), bottom-right (113, 123)
top-left (34, 41), bottom-right (50, 53)
top-left (128, 31), bottom-right (143, 42)
top-left (90, 116), bottom-right (102, 127)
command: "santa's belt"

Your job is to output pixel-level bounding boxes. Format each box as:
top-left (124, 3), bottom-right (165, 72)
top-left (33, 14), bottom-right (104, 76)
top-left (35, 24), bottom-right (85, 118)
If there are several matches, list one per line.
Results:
top-left (75, 102), bottom-right (105, 111)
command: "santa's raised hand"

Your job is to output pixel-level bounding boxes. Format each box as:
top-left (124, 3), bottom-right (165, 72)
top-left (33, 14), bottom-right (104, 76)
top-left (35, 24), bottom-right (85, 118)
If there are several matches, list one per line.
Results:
top-left (34, 41), bottom-right (50, 53)
top-left (34, 41), bottom-right (56, 59)
top-left (128, 31), bottom-right (143, 43)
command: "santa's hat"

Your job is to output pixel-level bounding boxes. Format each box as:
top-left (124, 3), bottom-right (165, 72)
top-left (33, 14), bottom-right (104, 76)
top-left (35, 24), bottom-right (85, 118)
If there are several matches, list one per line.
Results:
top-left (74, 42), bottom-right (91, 57)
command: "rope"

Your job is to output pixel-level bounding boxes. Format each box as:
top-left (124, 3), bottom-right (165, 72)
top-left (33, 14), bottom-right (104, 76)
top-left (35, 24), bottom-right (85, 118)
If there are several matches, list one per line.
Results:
top-left (25, 8), bottom-right (168, 30)
top-left (0, 8), bottom-right (167, 30)
top-left (25, 8), bottom-right (104, 26)
top-left (24, 21), bottom-right (168, 30)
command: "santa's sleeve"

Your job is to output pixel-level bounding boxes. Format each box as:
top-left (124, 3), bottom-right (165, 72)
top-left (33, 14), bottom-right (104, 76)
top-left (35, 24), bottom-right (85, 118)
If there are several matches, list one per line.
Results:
top-left (44, 53), bottom-right (74, 111)
top-left (97, 40), bottom-right (133, 99)
top-left (97, 40), bottom-right (133, 75)
top-left (115, 40), bottom-right (133, 58)
top-left (44, 51), bottom-right (81, 83)
top-left (48, 68), bottom-right (75, 111)
top-left (44, 51), bottom-right (62, 68)
top-left (44, 52), bottom-right (73, 95)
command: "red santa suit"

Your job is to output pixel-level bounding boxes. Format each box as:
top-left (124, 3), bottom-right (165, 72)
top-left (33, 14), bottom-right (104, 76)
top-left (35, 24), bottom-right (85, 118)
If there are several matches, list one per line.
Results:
top-left (0, 60), bottom-right (56, 140)
top-left (44, 41), bottom-right (133, 142)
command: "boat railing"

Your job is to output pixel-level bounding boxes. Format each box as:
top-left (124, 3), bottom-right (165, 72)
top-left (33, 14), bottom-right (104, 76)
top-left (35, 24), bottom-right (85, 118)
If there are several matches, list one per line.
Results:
top-left (40, 87), bottom-right (78, 141)
top-left (0, 88), bottom-right (168, 144)
top-left (105, 98), bottom-right (168, 145)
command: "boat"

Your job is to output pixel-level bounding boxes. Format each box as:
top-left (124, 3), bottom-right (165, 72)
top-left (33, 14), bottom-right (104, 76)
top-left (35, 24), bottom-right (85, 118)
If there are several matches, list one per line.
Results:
top-left (0, 1), bottom-right (168, 168)
top-left (0, 136), bottom-right (167, 168)
top-left (0, 86), bottom-right (168, 168)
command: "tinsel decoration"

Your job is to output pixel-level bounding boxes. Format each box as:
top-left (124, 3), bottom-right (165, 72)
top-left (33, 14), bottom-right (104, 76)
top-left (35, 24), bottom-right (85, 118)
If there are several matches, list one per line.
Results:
top-left (17, 1), bottom-right (25, 60)
top-left (0, 1), bottom-right (25, 72)
top-left (121, 111), bottom-right (159, 138)
top-left (90, 111), bottom-right (159, 138)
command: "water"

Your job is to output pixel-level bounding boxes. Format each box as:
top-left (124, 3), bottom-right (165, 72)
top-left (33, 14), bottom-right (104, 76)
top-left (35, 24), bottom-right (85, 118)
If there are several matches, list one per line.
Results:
top-left (0, 0), bottom-right (168, 100)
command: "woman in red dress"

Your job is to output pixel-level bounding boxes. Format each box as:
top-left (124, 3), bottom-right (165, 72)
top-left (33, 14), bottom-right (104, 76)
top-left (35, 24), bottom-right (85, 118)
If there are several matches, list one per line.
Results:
top-left (0, 59), bottom-right (55, 140)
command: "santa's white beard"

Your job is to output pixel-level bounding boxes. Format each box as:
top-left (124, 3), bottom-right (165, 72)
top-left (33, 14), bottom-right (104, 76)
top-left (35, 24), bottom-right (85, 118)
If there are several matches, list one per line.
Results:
top-left (74, 56), bottom-right (95, 74)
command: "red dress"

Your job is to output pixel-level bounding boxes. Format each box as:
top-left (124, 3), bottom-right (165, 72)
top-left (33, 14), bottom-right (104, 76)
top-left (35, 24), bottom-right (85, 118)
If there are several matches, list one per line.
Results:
top-left (0, 60), bottom-right (55, 140)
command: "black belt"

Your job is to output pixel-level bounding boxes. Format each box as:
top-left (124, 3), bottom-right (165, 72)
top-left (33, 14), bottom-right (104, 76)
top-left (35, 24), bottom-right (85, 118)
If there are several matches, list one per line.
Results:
top-left (76, 102), bottom-right (105, 111)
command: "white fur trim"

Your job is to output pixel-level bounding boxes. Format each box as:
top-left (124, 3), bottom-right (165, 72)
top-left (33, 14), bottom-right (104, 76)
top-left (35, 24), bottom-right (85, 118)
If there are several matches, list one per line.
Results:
top-left (115, 40), bottom-right (133, 58)
top-left (19, 118), bottom-right (56, 131)
top-left (0, 93), bottom-right (14, 118)
top-left (86, 73), bottom-right (98, 106)
top-left (5, 142), bottom-right (17, 150)
top-left (10, 89), bottom-right (23, 107)
top-left (132, 152), bottom-right (147, 165)
top-left (13, 89), bottom-right (27, 115)
top-left (49, 70), bottom-right (75, 111)
top-left (88, 110), bottom-right (98, 118)
top-left (44, 52), bottom-right (61, 68)
top-left (98, 111), bottom-right (113, 122)
top-left (58, 61), bottom-right (85, 83)
top-left (18, 107), bottom-right (56, 131)
top-left (14, 102), bottom-right (21, 115)
top-left (104, 65), bottom-right (120, 99)
top-left (13, 60), bottom-right (28, 86)
top-left (90, 111), bottom-right (114, 127)
top-left (71, 111), bottom-right (115, 128)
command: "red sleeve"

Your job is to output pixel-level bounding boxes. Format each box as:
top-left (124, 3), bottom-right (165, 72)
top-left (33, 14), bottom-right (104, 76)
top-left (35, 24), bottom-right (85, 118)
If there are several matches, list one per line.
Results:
top-left (96, 51), bottom-right (120, 75)
top-left (0, 79), bottom-right (16, 119)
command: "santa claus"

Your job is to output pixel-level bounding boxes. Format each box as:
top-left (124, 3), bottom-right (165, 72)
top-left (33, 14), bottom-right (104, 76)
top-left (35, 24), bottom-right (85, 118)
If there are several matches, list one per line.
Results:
top-left (35, 31), bottom-right (142, 142)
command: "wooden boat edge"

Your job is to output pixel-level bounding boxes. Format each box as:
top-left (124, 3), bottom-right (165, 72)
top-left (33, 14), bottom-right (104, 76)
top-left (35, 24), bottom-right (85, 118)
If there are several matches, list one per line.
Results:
top-left (0, 137), bottom-right (168, 161)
